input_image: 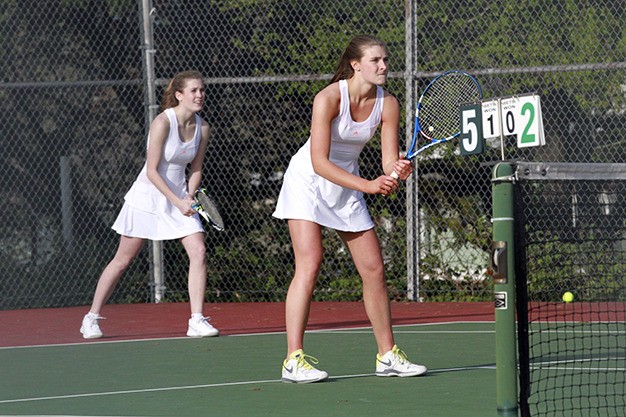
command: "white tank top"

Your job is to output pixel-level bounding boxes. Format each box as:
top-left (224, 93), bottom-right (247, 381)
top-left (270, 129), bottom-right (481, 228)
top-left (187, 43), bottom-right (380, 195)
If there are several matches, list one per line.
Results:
top-left (272, 79), bottom-right (385, 231)
top-left (328, 79), bottom-right (384, 167)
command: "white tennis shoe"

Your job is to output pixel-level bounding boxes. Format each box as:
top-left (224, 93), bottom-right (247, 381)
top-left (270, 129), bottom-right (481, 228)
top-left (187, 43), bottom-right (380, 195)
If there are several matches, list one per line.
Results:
top-left (375, 345), bottom-right (427, 377)
top-left (187, 316), bottom-right (219, 337)
top-left (80, 313), bottom-right (104, 339)
top-left (281, 349), bottom-right (329, 383)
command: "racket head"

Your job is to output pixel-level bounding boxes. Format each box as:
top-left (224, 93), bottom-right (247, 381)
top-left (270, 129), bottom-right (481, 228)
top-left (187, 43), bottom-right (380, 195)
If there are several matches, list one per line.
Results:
top-left (193, 188), bottom-right (225, 231)
top-left (406, 70), bottom-right (482, 159)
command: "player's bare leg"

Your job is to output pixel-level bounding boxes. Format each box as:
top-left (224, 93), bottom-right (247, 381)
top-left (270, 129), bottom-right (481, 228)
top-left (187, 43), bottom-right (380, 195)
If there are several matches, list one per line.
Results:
top-left (181, 232), bottom-right (218, 337)
top-left (89, 236), bottom-right (146, 314)
top-left (281, 219), bottom-right (328, 383)
top-left (181, 232), bottom-right (208, 315)
top-left (338, 228), bottom-right (394, 356)
top-left (340, 228), bottom-right (427, 377)
top-left (285, 219), bottom-right (324, 355)
top-left (81, 236), bottom-right (145, 339)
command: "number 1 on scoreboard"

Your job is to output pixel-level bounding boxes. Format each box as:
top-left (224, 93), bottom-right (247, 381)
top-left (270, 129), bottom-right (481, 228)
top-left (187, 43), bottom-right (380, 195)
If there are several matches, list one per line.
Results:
top-left (481, 98), bottom-right (505, 159)
top-left (481, 99), bottom-right (501, 139)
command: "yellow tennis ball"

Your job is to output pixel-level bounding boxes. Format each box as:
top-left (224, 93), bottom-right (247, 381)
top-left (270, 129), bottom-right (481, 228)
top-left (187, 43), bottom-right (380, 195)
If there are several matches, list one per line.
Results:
top-left (562, 292), bottom-right (574, 303)
top-left (428, 126), bottom-right (434, 132)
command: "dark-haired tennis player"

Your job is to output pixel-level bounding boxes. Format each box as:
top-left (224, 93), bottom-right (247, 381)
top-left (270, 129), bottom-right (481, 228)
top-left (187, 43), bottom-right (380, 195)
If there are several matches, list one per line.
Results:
top-left (273, 35), bottom-right (427, 383)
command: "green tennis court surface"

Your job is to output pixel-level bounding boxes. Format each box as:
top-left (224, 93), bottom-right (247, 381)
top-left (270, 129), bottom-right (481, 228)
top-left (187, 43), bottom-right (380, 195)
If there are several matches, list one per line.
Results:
top-left (0, 322), bottom-right (496, 417)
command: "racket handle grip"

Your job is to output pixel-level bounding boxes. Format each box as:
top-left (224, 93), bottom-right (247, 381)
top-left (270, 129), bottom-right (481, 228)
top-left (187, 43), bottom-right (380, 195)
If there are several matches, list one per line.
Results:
top-left (390, 171), bottom-right (400, 180)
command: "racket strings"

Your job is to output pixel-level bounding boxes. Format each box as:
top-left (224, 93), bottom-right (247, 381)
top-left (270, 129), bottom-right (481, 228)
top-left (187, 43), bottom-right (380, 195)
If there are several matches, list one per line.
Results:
top-left (197, 194), bottom-right (222, 221)
top-left (195, 191), bottom-right (225, 231)
top-left (418, 73), bottom-right (481, 140)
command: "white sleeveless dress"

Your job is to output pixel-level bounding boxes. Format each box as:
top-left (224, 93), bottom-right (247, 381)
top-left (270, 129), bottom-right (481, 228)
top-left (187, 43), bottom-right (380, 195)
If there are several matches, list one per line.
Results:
top-left (112, 108), bottom-right (204, 240)
top-left (272, 79), bottom-right (384, 232)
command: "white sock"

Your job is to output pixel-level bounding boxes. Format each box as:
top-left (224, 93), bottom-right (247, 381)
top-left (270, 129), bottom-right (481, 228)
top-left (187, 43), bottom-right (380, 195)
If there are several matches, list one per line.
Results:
top-left (191, 313), bottom-right (203, 321)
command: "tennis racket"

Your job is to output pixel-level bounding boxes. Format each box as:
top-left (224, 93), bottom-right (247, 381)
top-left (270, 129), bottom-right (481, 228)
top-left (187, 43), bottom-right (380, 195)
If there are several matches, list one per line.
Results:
top-left (392, 70), bottom-right (482, 179)
top-left (192, 188), bottom-right (225, 231)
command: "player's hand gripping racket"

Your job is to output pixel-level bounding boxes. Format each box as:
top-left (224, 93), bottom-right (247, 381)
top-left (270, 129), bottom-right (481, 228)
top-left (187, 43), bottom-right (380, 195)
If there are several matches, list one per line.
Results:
top-left (192, 188), bottom-right (225, 231)
top-left (392, 70), bottom-right (482, 179)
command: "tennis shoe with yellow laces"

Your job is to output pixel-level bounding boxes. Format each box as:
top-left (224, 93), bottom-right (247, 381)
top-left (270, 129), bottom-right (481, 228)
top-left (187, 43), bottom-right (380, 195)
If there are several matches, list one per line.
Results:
top-left (376, 345), bottom-right (427, 377)
top-left (281, 349), bottom-right (329, 383)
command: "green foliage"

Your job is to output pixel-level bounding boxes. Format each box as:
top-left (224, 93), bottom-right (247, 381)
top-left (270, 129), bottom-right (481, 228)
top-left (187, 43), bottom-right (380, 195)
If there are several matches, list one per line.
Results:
top-left (418, 254), bottom-right (493, 302)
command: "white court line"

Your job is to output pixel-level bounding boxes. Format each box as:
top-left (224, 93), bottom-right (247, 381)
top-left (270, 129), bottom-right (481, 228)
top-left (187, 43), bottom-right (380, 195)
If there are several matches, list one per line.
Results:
top-left (0, 321), bottom-right (494, 350)
top-left (0, 379), bottom-right (279, 404)
top-left (0, 323), bottom-right (495, 405)
top-left (324, 330), bottom-right (494, 334)
top-left (0, 365), bottom-right (495, 405)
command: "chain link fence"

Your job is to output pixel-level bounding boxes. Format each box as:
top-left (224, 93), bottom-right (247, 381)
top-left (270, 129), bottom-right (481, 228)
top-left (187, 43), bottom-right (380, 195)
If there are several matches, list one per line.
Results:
top-left (1, 0), bottom-right (624, 309)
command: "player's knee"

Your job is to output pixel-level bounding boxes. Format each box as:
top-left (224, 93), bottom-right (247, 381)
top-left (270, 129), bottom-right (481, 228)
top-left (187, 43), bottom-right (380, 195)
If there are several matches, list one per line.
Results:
top-left (296, 244), bottom-right (323, 264)
top-left (111, 256), bottom-right (134, 273)
top-left (291, 271), bottom-right (319, 294)
top-left (360, 261), bottom-right (385, 281)
top-left (297, 253), bottom-right (323, 275)
top-left (187, 243), bottom-right (207, 262)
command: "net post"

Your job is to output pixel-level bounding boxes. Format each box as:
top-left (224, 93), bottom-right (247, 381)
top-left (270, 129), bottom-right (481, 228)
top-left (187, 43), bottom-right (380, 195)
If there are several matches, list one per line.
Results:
top-left (491, 162), bottom-right (518, 417)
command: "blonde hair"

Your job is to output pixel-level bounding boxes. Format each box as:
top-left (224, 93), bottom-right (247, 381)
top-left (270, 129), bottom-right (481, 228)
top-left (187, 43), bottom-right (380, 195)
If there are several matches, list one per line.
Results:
top-left (330, 35), bottom-right (388, 84)
top-left (160, 70), bottom-right (204, 112)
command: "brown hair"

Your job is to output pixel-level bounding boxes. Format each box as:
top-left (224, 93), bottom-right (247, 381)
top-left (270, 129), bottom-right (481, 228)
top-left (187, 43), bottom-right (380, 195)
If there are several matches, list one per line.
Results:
top-left (160, 70), bottom-right (204, 112)
top-left (330, 35), bottom-right (388, 84)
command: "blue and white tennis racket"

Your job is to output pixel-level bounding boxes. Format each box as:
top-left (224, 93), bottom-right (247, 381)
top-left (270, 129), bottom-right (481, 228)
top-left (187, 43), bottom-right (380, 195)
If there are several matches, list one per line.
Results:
top-left (392, 70), bottom-right (482, 178)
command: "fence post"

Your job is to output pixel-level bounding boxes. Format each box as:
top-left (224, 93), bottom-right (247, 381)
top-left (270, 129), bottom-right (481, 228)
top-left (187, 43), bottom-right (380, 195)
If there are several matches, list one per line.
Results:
top-left (139, 0), bottom-right (165, 303)
top-left (60, 156), bottom-right (74, 252)
top-left (491, 162), bottom-right (518, 417)
top-left (405, 0), bottom-right (420, 300)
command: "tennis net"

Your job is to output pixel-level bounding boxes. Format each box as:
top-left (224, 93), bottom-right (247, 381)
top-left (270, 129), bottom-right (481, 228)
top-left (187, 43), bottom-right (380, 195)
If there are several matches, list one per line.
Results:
top-left (513, 162), bottom-right (626, 417)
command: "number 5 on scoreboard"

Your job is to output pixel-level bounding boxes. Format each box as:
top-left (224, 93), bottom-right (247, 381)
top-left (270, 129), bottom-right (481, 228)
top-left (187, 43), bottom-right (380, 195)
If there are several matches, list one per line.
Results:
top-left (460, 103), bottom-right (484, 155)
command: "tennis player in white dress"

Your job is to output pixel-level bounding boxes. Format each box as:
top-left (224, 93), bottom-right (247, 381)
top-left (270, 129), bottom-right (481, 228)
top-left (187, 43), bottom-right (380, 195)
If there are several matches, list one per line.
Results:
top-left (111, 107), bottom-right (205, 240)
top-left (273, 36), bottom-right (427, 383)
top-left (273, 78), bottom-right (382, 232)
top-left (80, 70), bottom-right (219, 340)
